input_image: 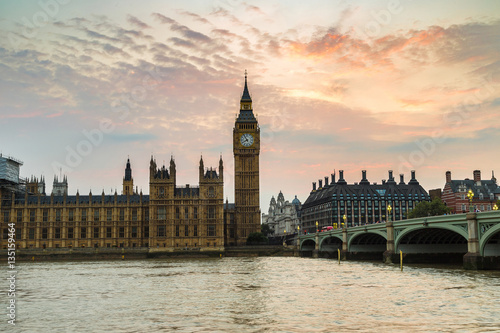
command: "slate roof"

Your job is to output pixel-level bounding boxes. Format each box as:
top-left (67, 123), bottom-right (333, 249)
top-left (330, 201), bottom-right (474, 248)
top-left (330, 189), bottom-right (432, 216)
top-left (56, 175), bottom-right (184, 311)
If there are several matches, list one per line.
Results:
top-left (303, 175), bottom-right (429, 209)
top-left (448, 179), bottom-right (499, 199)
top-left (15, 194), bottom-right (150, 205)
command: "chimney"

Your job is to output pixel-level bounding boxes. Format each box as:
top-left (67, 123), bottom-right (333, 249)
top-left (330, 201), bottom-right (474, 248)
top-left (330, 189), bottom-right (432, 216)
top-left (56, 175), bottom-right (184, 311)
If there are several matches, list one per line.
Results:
top-left (339, 170), bottom-right (344, 181)
top-left (318, 179), bottom-right (323, 188)
top-left (399, 174), bottom-right (405, 185)
top-left (324, 176), bottom-right (329, 186)
top-left (446, 171), bottom-right (451, 183)
top-left (362, 170), bottom-right (367, 180)
top-left (312, 182), bottom-right (316, 191)
top-left (331, 173), bottom-right (336, 184)
top-left (473, 170), bottom-right (481, 182)
top-left (388, 170), bottom-right (394, 181)
top-left (411, 170), bottom-right (416, 180)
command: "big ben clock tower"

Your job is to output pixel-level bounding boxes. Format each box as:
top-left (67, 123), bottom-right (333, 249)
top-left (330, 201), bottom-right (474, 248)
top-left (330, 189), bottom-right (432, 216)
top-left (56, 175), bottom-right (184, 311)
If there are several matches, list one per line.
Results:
top-left (233, 72), bottom-right (260, 245)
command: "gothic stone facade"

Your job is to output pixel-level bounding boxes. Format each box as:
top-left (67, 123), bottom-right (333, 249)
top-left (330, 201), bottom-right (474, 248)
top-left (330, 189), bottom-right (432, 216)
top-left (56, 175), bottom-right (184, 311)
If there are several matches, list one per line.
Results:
top-left (0, 156), bottom-right (224, 251)
top-left (0, 75), bottom-right (260, 250)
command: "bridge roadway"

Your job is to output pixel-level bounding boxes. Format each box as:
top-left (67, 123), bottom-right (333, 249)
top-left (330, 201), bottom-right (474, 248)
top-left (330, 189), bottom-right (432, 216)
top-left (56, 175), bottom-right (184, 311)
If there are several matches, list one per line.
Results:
top-left (297, 211), bottom-right (500, 270)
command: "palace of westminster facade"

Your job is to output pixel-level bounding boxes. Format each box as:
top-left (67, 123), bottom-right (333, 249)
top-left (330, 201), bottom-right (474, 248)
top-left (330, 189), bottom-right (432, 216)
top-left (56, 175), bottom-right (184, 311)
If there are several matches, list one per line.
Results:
top-left (0, 75), bottom-right (261, 250)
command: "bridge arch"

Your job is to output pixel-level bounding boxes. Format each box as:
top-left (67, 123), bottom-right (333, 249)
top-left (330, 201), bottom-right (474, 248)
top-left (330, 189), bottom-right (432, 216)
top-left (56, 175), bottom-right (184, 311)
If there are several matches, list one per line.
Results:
top-left (347, 231), bottom-right (387, 253)
top-left (318, 235), bottom-right (342, 253)
top-left (480, 224), bottom-right (500, 257)
top-left (395, 226), bottom-right (468, 254)
top-left (300, 238), bottom-right (316, 252)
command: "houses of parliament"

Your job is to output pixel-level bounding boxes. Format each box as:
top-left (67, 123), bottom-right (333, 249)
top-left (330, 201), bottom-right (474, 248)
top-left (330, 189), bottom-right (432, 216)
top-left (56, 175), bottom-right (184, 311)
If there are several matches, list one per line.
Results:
top-left (0, 75), bottom-right (261, 250)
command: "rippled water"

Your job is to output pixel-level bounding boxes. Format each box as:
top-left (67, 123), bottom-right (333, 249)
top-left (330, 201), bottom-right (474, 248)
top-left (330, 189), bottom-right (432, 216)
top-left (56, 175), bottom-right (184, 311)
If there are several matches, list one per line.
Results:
top-left (5, 257), bottom-right (500, 332)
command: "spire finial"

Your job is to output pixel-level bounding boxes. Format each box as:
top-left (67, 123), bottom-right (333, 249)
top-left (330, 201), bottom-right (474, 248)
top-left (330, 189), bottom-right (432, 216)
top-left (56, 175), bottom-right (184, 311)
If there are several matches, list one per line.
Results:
top-left (245, 69), bottom-right (247, 79)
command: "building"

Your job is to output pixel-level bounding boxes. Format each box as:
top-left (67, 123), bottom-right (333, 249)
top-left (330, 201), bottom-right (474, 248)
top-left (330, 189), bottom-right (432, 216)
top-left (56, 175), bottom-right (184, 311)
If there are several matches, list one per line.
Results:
top-left (442, 170), bottom-right (500, 213)
top-left (262, 192), bottom-right (301, 236)
top-left (231, 72), bottom-right (261, 245)
top-left (0, 75), bottom-right (260, 250)
top-left (301, 170), bottom-right (430, 233)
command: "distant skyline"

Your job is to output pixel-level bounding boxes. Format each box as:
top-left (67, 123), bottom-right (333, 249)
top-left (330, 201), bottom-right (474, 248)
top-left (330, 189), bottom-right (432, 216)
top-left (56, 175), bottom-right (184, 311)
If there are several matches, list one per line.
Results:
top-left (0, 0), bottom-right (499, 209)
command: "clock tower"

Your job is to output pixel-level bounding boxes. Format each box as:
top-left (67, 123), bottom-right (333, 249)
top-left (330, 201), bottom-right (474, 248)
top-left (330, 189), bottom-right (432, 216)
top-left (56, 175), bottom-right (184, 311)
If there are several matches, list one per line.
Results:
top-left (233, 72), bottom-right (261, 245)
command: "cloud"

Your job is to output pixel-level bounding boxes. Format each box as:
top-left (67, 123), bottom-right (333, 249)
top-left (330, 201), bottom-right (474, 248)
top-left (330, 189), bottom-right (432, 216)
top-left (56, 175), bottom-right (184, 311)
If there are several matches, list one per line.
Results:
top-left (127, 15), bottom-right (151, 29)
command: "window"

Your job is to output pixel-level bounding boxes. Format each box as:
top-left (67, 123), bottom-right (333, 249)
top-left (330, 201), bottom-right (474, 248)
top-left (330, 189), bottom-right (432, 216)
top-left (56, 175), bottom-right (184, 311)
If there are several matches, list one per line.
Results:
top-left (207, 225), bottom-right (216, 237)
top-left (158, 207), bottom-right (166, 220)
top-left (208, 186), bottom-right (215, 197)
top-left (229, 228), bottom-right (235, 238)
top-left (157, 225), bottom-right (166, 237)
top-left (3, 211), bottom-right (9, 223)
top-left (184, 225), bottom-right (189, 236)
top-left (94, 209), bottom-right (99, 222)
top-left (43, 209), bottom-right (48, 222)
top-left (93, 227), bottom-right (99, 239)
top-left (175, 225), bottom-right (180, 237)
top-left (106, 227), bottom-right (112, 238)
top-left (56, 209), bottom-right (61, 222)
top-left (193, 225), bottom-right (198, 237)
top-left (107, 209), bottom-right (112, 221)
top-left (144, 209), bottom-right (149, 221)
top-left (30, 209), bottom-right (36, 222)
top-left (42, 228), bottom-right (48, 239)
top-left (175, 207), bottom-right (180, 219)
top-left (208, 207), bottom-right (215, 219)
top-left (17, 210), bottom-right (22, 222)
top-left (120, 208), bottom-right (125, 221)
top-left (194, 207), bottom-right (198, 219)
top-left (132, 209), bottom-right (137, 221)
top-left (144, 226), bottom-right (149, 238)
top-left (81, 209), bottom-right (87, 222)
top-left (131, 226), bottom-right (137, 238)
top-left (16, 228), bottom-right (21, 239)
top-left (119, 227), bottom-right (125, 238)
top-left (184, 207), bottom-right (189, 219)
top-left (55, 228), bottom-right (61, 239)
top-left (68, 227), bottom-right (74, 239)
top-left (29, 228), bottom-right (35, 240)
top-left (81, 227), bottom-right (87, 239)
top-left (69, 209), bottom-right (74, 222)
top-left (2, 229), bottom-right (7, 239)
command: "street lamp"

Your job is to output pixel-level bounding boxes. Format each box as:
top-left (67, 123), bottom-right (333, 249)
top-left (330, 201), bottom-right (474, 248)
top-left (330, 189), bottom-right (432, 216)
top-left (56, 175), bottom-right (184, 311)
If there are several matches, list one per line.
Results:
top-left (493, 204), bottom-right (498, 211)
top-left (342, 214), bottom-right (346, 228)
top-left (467, 189), bottom-right (474, 212)
top-left (315, 221), bottom-right (318, 233)
top-left (387, 204), bottom-right (392, 223)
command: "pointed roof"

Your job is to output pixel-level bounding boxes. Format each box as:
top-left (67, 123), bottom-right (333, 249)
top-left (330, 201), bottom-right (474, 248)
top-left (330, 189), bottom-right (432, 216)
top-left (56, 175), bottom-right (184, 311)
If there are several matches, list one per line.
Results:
top-left (241, 70), bottom-right (252, 102)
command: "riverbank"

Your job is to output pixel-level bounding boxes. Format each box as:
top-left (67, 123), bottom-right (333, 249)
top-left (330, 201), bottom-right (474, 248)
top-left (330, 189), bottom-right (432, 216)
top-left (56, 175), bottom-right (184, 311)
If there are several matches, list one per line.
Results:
top-left (0, 245), bottom-right (297, 261)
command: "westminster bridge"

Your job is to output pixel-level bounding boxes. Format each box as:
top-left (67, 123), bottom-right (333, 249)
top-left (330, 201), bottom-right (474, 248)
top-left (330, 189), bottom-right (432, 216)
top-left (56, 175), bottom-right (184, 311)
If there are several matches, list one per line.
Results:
top-left (297, 211), bottom-right (500, 269)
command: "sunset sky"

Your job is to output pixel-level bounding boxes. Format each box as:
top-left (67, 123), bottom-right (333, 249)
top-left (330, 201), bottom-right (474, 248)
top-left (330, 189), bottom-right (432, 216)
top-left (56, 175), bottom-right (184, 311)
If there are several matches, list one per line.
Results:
top-left (1, 0), bottom-right (499, 211)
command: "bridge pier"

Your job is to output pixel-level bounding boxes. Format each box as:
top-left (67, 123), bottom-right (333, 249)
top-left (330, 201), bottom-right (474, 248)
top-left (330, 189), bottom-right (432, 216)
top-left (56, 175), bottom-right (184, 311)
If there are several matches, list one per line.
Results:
top-left (312, 233), bottom-right (319, 258)
top-left (382, 221), bottom-right (396, 264)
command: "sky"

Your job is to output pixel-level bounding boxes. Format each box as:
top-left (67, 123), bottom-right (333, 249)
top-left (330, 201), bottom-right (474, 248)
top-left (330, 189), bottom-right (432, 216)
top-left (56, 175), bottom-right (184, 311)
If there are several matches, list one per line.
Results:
top-left (0, 0), bottom-right (499, 212)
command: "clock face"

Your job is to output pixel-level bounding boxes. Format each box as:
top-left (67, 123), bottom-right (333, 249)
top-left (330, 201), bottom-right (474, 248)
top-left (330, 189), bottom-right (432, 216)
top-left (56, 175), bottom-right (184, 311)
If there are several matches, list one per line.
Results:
top-left (240, 133), bottom-right (254, 147)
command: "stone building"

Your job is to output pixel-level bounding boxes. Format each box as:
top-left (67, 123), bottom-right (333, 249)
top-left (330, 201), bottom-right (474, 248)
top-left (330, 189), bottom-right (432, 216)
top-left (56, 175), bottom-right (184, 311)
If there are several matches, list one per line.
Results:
top-left (442, 170), bottom-right (500, 213)
top-left (301, 170), bottom-right (430, 233)
top-left (0, 75), bottom-right (261, 250)
top-left (262, 191), bottom-right (301, 236)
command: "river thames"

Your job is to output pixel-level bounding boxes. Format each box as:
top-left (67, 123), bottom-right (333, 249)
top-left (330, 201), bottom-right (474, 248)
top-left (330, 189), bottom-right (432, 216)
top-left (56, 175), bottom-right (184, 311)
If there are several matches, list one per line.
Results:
top-left (5, 257), bottom-right (500, 332)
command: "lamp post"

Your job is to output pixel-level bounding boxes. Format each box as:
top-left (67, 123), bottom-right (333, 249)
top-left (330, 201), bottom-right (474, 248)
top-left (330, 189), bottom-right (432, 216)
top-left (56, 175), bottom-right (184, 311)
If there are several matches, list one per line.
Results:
top-left (283, 229), bottom-right (286, 246)
top-left (315, 221), bottom-right (318, 233)
top-left (342, 214), bottom-right (346, 228)
top-left (467, 189), bottom-right (474, 212)
top-left (493, 204), bottom-right (498, 211)
top-left (387, 204), bottom-right (392, 223)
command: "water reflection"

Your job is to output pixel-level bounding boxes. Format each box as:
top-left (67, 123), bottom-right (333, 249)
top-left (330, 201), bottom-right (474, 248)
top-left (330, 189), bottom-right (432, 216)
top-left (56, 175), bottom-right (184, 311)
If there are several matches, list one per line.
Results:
top-left (11, 257), bottom-right (500, 332)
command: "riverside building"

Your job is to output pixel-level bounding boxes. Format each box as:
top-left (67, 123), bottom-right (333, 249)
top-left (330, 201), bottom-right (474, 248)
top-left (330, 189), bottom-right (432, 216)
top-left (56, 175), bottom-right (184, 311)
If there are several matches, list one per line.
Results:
top-left (301, 170), bottom-right (430, 233)
top-left (0, 75), bottom-right (261, 250)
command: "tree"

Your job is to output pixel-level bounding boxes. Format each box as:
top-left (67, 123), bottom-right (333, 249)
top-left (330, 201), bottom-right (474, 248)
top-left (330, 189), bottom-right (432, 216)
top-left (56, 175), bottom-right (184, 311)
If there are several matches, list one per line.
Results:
top-left (408, 198), bottom-right (451, 219)
top-left (246, 232), bottom-right (268, 245)
top-left (261, 223), bottom-right (274, 237)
